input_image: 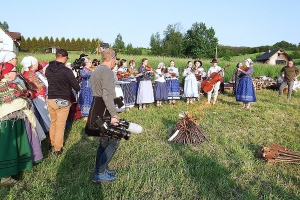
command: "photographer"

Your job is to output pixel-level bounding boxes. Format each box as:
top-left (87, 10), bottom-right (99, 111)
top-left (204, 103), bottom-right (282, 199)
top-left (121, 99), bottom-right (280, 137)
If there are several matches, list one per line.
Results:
top-left (85, 49), bottom-right (120, 183)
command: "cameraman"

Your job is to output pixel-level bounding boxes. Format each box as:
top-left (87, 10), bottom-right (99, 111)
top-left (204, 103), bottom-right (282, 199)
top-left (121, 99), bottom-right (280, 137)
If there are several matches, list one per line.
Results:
top-left (85, 49), bottom-right (120, 183)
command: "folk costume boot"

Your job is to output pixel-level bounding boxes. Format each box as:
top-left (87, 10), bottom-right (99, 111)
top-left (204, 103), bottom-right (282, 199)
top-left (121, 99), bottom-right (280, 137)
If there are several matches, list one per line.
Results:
top-left (242, 102), bottom-right (246, 109)
top-left (159, 101), bottom-right (162, 107)
top-left (190, 98), bottom-right (194, 104)
top-left (156, 101), bottom-right (160, 107)
top-left (186, 98), bottom-right (190, 104)
top-left (138, 104), bottom-right (143, 110)
top-left (245, 103), bottom-right (250, 109)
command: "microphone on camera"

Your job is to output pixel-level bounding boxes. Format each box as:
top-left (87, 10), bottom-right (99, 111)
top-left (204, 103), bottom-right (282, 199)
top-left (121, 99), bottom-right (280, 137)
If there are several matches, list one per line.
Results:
top-left (126, 122), bottom-right (143, 134)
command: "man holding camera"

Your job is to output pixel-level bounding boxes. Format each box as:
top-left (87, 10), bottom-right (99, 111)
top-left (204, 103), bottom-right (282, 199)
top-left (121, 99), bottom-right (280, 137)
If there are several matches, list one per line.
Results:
top-left (86, 49), bottom-right (120, 183)
top-left (46, 49), bottom-right (80, 155)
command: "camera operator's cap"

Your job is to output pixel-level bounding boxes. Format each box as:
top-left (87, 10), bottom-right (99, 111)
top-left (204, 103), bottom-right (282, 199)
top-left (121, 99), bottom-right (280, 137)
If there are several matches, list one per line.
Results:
top-left (80, 53), bottom-right (88, 58)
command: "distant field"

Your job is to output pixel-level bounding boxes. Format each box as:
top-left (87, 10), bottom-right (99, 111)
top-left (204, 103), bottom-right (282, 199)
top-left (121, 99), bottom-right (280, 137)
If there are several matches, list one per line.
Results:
top-left (16, 52), bottom-right (289, 83)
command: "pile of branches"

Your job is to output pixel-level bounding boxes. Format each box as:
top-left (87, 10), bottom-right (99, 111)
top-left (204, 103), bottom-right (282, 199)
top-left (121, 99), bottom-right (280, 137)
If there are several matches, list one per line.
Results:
top-left (168, 112), bottom-right (209, 145)
top-left (256, 143), bottom-right (300, 164)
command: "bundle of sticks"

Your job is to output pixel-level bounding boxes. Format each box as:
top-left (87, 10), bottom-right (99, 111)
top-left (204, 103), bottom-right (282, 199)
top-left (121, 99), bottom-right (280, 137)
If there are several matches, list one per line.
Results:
top-left (256, 143), bottom-right (300, 164)
top-left (168, 112), bottom-right (209, 144)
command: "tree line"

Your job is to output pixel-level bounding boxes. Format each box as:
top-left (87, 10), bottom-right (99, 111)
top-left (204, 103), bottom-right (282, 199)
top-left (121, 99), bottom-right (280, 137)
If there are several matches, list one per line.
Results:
top-left (1, 20), bottom-right (299, 59)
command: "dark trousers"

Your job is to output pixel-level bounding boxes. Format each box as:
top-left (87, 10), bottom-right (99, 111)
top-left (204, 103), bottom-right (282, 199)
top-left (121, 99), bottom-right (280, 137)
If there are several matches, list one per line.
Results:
top-left (95, 136), bottom-right (120, 174)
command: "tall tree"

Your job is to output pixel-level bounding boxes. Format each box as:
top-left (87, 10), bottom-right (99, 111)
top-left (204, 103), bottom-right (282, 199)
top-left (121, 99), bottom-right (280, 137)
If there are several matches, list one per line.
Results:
top-left (113, 33), bottom-right (125, 52)
top-left (0, 21), bottom-right (9, 31)
top-left (43, 36), bottom-right (50, 48)
top-left (182, 22), bottom-right (218, 59)
top-left (162, 23), bottom-right (183, 57)
top-left (60, 37), bottom-right (66, 49)
top-left (149, 32), bottom-right (163, 56)
top-left (37, 37), bottom-right (45, 52)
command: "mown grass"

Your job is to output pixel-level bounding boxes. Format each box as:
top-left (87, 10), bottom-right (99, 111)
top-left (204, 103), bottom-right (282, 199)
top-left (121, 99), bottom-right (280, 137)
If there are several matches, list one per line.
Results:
top-left (1, 88), bottom-right (300, 199)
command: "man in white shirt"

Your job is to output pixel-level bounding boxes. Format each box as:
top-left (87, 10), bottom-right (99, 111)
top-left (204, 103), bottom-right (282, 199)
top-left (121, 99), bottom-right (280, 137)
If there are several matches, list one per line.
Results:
top-left (205, 58), bottom-right (224, 105)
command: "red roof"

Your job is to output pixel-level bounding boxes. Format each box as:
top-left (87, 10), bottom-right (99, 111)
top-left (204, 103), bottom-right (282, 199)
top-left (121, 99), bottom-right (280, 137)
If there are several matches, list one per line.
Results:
top-left (7, 32), bottom-right (21, 40)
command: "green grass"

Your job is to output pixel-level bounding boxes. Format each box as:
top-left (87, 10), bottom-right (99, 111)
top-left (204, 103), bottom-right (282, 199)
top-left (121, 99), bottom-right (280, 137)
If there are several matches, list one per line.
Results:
top-left (15, 52), bottom-right (290, 85)
top-left (1, 88), bottom-right (300, 199)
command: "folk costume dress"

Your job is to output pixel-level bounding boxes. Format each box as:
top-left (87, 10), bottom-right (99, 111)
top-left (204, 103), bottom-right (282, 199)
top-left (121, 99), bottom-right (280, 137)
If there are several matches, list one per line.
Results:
top-left (128, 65), bottom-right (139, 103)
top-left (236, 66), bottom-right (256, 102)
top-left (154, 69), bottom-right (168, 101)
top-left (166, 66), bottom-right (180, 100)
top-left (78, 67), bottom-right (93, 117)
top-left (117, 67), bottom-right (135, 109)
top-left (182, 67), bottom-right (199, 98)
top-left (22, 70), bottom-right (51, 132)
top-left (0, 80), bottom-right (43, 178)
top-left (136, 65), bottom-right (154, 104)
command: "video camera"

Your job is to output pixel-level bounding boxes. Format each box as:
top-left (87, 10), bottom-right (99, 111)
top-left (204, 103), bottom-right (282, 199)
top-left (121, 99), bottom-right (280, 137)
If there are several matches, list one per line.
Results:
top-left (71, 56), bottom-right (86, 71)
top-left (92, 116), bottom-right (143, 140)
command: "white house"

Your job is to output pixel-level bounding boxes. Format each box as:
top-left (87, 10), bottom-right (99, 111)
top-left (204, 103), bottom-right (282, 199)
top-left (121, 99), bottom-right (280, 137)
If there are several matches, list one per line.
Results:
top-left (0, 27), bottom-right (21, 52)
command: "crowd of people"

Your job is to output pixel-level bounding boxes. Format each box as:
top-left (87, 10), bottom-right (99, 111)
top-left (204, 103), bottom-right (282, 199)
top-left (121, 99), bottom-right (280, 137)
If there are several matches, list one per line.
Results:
top-left (1, 47), bottom-right (299, 185)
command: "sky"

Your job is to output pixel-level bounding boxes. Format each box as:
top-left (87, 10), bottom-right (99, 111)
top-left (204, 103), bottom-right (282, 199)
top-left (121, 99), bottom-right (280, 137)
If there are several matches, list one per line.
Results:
top-left (1, 0), bottom-right (299, 48)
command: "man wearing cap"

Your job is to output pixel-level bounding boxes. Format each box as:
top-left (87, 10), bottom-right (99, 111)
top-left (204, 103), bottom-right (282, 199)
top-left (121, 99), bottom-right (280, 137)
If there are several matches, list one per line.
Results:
top-left (46, 49), bottom-right (80, 155)
top-left (205, 58), bottom-right (224, 105)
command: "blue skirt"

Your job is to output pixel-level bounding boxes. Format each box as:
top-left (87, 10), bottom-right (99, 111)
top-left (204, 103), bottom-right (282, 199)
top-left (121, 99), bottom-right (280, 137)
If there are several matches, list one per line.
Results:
top-left (236, 77), bottom-right (256, 102)
top-left (166, 79), bottom-right (180, 99)
top-left (154, 82), bottom-right (168, 101)
top-left (131, 81), bottom-right (138, 103)
top-left (120, 82), bottom-right (135, 108)
top-left (78, 86), bottom-right (93, 117)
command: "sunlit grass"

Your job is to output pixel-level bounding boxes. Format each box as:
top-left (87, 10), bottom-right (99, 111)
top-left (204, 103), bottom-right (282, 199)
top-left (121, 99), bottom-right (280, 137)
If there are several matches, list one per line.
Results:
top-left (1, 88), bottom-right (300, 199)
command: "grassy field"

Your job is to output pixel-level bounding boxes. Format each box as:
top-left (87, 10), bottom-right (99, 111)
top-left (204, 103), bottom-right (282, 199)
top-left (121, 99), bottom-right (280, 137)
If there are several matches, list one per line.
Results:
top-left (1, 88), bottom-right (300, 199)
top-left (1, 52), bottom-right (299, 199)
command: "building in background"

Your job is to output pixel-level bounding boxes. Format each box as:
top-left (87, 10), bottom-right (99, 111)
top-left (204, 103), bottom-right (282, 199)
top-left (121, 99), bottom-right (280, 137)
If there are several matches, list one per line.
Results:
top-left (256, 48), bottom-right (290, 65)
top-left (0, 27), bottom-right (21, 52)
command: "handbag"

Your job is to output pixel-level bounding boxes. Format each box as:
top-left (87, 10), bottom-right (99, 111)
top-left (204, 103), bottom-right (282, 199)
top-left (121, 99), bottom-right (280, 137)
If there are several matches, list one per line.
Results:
top-left (53, 98), bottom-right (70, 107)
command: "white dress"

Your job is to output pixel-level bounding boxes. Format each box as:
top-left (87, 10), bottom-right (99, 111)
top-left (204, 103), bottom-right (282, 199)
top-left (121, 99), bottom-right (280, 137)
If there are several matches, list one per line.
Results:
top-left (183, 68), bottom-right (199, 98)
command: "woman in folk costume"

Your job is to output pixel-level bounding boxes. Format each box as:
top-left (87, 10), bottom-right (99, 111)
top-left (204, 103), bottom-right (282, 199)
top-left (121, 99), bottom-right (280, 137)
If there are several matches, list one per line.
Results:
top-left (78, 57), bottom-right (93, 121)
top-left (0, 62), bottom-right (44, 186)
top-left (1, 51), bottom-right (27, 90)
top-left (21, 56), bottom-right (51, 132)
top-left (136, 58), bottom-right (154, 110)
top-left (194, 59), bottom-right (206, 97)
top-left (154, 62), bottom-right (168, 107)
top-left (183, 61), bottom-right (199, 104)
top-left (166, 60), bottom-right (180, 105)
top-left (36, 61), bottom-right (49, 94)
top-left (236, 59), bottom-right (256, 109)
top-left (128, 60), bottom-right (138, 103)
top-left (117, 59), bottom-right (135, 110)
top-left (232, 62), bottom-right (242, 95)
